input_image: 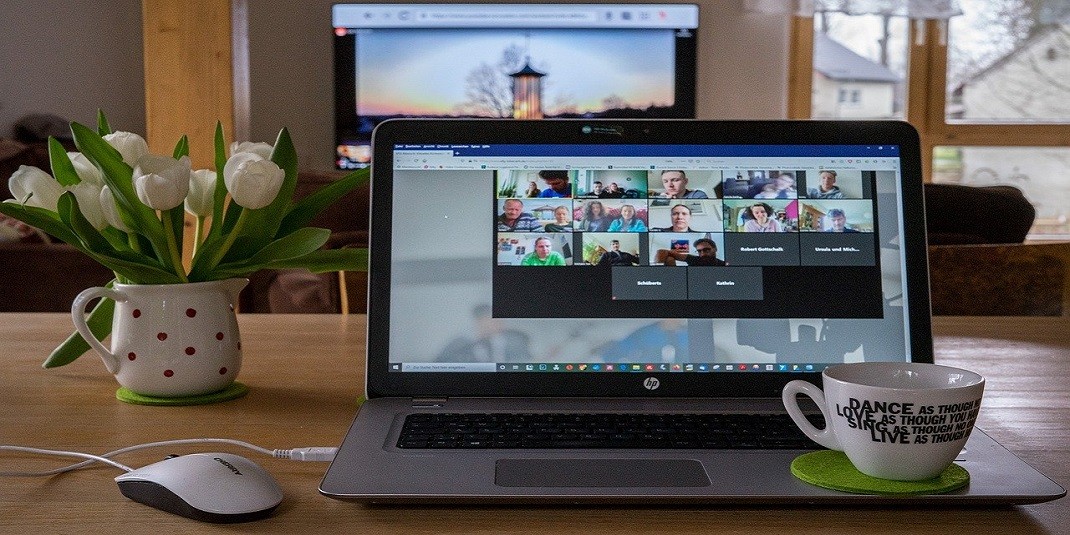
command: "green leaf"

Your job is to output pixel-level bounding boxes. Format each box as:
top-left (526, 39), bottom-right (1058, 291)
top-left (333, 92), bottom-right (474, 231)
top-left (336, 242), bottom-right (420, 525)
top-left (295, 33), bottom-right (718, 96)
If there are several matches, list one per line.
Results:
top-left (57, 193), bottom-right (184, 284)
top-left (0, 201), bottom-right (81, 245)
top-left (229, 128), bottom-right (299, 256)
top-left (96, 110), bottom-right (112, 136)
top-left (209, 247), bottom-right (368, 280)
top-left (48, 137), bottom-right (81, 187)
top-left (210, 122), bottom-right (228, 240)
top-left (278, 167), bottom-right (369, 237)
top-left (210, 227), bottom-right (330, 274)
top-left (173, 135), bottom-right (190, 159)
top-left (44, 284), bottom-right (115, 368)
top-left (70, 122), bottom-right (171, 263)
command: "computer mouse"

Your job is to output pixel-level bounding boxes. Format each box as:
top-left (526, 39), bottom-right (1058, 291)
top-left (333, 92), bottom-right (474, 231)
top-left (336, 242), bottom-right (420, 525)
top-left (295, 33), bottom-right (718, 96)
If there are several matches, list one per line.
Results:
top-left (115, 452), bottom-right (283, 523)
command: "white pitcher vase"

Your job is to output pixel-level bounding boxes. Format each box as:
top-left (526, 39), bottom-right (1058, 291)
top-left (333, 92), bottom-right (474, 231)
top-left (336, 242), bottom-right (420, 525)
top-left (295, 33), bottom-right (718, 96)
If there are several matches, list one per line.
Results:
top-left (72, 278), bottom-right (248, 397)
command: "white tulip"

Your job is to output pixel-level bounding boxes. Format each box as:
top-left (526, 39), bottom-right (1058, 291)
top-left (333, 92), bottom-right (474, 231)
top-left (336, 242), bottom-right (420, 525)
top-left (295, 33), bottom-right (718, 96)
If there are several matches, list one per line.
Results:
top-left (67, 152), bottom-right (104, 187)
top-left (99, 185), bottom-right (130, 232)
top-left (132, 154), bottom-right (192, 211)
top-left (8, 165), bottom-right (65, 212)
top-left (229, 141), bottom-right (274, 160)
top-left (68, 181), bottom-right (107, 230)
top-left (222, 152), bottom-right (284, 209)
top-left (102, 131), bottom-right (149, 167)
top-left (185, 169), bottom-right (217, 217)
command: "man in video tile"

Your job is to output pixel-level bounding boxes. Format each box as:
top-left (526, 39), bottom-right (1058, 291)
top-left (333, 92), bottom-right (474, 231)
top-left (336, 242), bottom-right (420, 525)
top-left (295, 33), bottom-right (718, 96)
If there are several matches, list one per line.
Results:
top-left (597, 239), bottom-right (640, 266)
top-left (655, 238), bottom-right (726, 266)
top-left (825, 208), bottom-right (860, 232)
top-left (808, 170), bottom-right (844, 199)
top-left (497, 199), bottom-right (543, 232)
top-left (521, 236), bottom-right (566, 266)
top-left (538, 170), bottom-right (572, 198)
top-left (658, 170), bottom-right (708, 199)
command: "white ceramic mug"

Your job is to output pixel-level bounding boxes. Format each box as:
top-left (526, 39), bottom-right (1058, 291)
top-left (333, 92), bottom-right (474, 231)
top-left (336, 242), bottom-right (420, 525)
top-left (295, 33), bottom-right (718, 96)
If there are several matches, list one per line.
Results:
top-left (72, 278), bottom-right (248, 397)
top-left (782, 362), bottom-right (985, 481)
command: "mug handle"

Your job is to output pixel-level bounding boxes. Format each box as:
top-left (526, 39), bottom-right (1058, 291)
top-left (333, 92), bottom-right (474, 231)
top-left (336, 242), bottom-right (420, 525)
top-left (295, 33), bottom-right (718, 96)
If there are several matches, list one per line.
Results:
top-left (782, 379), bottom-right (842, 451)
top-left (72, 286), bottom-right (125, 374)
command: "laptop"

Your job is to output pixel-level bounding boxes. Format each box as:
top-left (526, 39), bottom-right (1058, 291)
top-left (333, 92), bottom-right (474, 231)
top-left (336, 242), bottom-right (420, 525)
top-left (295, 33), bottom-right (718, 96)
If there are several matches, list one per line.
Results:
top-left (320, 119), bottom-right (1065, 504)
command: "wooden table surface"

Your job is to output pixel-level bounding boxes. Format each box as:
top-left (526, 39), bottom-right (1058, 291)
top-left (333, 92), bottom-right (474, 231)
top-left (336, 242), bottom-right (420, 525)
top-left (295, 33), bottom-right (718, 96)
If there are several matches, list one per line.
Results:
top-left (1, 313), bottom-right (1067, 534)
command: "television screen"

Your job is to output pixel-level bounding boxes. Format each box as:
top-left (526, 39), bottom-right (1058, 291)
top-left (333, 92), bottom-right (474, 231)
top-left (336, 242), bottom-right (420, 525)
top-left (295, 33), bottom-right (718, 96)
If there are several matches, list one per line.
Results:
top-left (332, 4), bottom-right (699, 169)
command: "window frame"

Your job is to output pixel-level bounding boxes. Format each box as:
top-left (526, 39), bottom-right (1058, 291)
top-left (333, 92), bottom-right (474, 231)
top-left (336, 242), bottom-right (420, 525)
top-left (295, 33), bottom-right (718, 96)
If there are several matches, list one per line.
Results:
top-left (788, 17), bottom-right (1070, 184)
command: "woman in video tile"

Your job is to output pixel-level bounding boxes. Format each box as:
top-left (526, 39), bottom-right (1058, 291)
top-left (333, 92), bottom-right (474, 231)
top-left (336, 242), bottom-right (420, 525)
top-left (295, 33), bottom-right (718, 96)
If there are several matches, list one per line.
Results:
top-left (606, 204), bottom-right (648, 232)
top-left (742, 202), bottom-right (783, 232)
top-left (576, 200), bottom-right (612, 232)
top-left (544, 205), bottom-right (574, 232)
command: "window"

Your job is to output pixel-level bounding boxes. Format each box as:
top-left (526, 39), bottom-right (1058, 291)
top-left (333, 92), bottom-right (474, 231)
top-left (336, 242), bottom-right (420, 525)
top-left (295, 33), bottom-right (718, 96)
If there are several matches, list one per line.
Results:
top-left (789, 0), bottom-right (1070, 238)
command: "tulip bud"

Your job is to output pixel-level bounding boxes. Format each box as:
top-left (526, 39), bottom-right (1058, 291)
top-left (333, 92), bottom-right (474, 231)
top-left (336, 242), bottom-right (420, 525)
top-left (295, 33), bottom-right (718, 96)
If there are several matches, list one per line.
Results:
top-left (102, 131), bottom-right (150, 167)
top-left (132, 154), bottom-right (191, 210)
top-left (99, 185), bottom-right (130, 232)
top-left (222, 152), bottom-right (285, 209)
top-left (68, 181), bottom-right (107, 230)
top-left (67, 152), bottom-right (104, 187)
top-left (8, 165), bottom-right (65, 212)
top-left (185, 169), bottom-right (217, 217)
top-left (229, 141), bottom-right (274, 160)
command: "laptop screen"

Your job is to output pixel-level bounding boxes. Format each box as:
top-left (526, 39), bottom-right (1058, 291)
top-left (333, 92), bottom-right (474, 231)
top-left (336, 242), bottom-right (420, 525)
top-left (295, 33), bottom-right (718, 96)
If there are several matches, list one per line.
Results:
top-left (381, 137), bottom-right (917, 373)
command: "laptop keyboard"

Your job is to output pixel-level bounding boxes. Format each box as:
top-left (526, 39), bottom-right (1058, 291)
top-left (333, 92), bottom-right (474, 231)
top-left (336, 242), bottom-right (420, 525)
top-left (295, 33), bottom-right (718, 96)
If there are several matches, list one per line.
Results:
top-left (397, 412), bottom-right (825, 449)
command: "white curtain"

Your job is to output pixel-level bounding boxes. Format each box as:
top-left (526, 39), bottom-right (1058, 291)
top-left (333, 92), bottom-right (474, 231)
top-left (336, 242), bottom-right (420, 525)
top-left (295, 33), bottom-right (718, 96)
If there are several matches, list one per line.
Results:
top-left (744, 0), bottom-right (962, 20)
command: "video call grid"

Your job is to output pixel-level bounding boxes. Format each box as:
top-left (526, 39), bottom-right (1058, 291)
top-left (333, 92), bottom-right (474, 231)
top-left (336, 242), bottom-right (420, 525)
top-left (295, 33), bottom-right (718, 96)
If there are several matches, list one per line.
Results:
top-left (494, 168), bottom-right (879, 268)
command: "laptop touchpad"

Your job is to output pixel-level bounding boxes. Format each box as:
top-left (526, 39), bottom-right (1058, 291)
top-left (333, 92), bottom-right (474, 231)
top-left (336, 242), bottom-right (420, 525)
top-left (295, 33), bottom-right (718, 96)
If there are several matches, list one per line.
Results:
top-left (495, 459), bottom-right (710, 487)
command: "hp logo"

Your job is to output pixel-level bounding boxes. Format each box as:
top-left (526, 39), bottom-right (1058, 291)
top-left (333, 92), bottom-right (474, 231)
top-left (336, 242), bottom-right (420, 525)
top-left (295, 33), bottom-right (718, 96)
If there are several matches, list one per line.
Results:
top-left (643, 377), bottom-right (660, 391)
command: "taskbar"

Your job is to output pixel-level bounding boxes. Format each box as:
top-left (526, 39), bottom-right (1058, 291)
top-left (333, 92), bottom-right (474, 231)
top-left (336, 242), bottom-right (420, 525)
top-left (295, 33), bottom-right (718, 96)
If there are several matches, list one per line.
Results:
top-left (391, 362), bottom-right (830, 373)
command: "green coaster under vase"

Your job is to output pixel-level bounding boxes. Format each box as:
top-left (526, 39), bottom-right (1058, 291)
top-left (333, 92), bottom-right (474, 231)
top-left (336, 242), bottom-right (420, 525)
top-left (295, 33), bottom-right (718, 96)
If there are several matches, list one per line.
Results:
top-left (791, 450), bottom-right (970, 496)
top-left (116, 382), bottom-right (249, 406)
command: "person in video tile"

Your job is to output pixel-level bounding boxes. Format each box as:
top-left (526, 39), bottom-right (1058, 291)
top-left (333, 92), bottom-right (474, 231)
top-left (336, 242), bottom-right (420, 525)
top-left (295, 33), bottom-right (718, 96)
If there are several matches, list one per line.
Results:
top-left (576, 200), bottom-right (612, 232)
top-left (497, 199), bottom-right (543, 232)
top-left (606, 204), bottom-right (648, 232)
top-left (742, 203), bottom-right (783, 232)
top-left (658, 170), bottom-right (708, 199)
top-left (597, 239), bottom-right (640, 266)
top-left (521, 236), bottom-right (566, 266)
top-left (653, 204), bottom-right (695, 232)
top-left (544, 205), bottom-right (574, 232)
top-left (537, 170), bottom-right (572, 198)
top-left (655, 238), bottom-right (726, 266)
top-left (523, 181), bottom-right (541, 198)
top-left (602, 182), bottom-right (625, 198)
top-left (753, 172), bottom-right (798, 200)
top-left (808, 170), bottom-right (844, 199)
top-left (824, 208), bottom-right (860, 232)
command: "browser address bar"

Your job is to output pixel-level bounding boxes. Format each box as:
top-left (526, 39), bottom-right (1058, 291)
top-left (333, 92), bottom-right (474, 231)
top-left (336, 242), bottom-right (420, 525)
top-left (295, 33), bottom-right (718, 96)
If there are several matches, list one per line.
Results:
top-left (416, 10), bottom-right (600, 24)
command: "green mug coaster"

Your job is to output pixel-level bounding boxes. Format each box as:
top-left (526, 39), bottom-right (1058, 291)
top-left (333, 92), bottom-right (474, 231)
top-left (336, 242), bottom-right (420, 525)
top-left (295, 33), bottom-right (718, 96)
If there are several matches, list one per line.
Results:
top-left (116, 382), bottom-right (249, 406)
top-left (791, 450), bottom-right (970, 495)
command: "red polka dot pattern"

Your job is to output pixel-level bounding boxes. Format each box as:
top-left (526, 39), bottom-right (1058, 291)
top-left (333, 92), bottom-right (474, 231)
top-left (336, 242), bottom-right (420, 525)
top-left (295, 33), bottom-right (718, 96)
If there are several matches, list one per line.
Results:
top-left (157, 332), bottom-right (167, 341)
top-left (216, 332), bottom-right (224, 341)
top-left (127, 352), bottom-right (136, 361)
top-left (132, 309), bottom-right (141, 318)
top-left (185, 347), bottom-right (196, 355)
top-left (164, 370), bottom-right (174, 377)
top-left (186, 308), bottom-right (197, 317)
top-left (219, 367), bottom-right (228, 375)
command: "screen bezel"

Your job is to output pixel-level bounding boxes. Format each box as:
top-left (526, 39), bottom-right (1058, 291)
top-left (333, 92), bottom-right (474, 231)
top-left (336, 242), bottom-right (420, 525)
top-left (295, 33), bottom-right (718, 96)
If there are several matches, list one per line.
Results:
top-left (365, 118), bottom-right (933, 399)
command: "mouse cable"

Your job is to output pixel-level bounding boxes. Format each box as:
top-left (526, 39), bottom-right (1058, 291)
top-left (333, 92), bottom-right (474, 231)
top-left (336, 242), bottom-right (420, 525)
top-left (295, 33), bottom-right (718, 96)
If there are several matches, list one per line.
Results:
top-left (0, 438), bottom-right (337, 477)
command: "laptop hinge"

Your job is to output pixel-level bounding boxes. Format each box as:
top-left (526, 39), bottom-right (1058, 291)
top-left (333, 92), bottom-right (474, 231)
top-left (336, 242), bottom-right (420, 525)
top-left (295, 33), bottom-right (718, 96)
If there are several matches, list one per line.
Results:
top-left (412, 397), bottom-right (447, 408)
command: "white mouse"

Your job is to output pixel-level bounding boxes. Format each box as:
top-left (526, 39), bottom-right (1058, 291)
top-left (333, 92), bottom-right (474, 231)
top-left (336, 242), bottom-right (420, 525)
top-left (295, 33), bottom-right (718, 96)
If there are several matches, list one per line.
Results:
top-left (115, 452), bottom-right (283, 523)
